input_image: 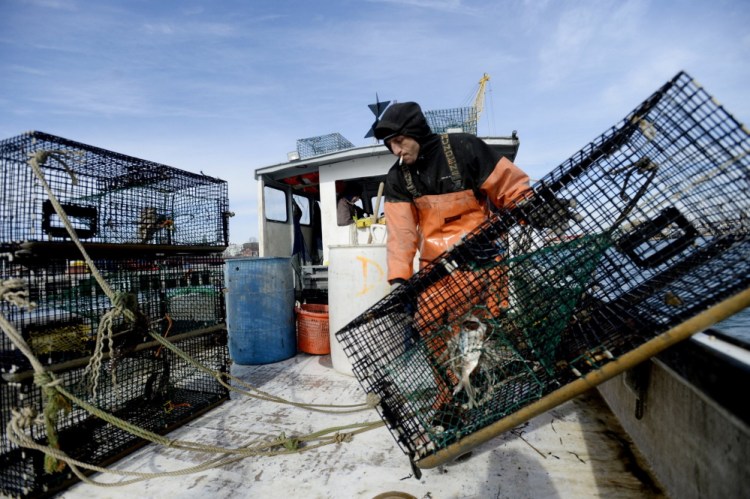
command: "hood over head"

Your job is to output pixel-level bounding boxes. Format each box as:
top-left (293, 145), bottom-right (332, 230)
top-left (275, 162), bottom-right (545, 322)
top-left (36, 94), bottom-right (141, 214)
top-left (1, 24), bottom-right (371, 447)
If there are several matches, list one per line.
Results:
top-left (373, 102), bottom-right (433, 146)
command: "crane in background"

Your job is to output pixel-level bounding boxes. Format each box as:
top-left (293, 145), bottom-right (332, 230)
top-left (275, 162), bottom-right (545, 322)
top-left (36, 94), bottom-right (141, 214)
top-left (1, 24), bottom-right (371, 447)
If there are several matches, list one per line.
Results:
top-left (371, 73), bottom-right (494, 137)
top-left (473, 73), bottom-right (491, 122)
top-left (462, 72), bottom-right (492, 135)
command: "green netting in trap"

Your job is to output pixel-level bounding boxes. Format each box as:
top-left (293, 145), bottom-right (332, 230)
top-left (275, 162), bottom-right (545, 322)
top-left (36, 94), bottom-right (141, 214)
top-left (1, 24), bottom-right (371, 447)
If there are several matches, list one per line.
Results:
top-left (504, 233), bottom-right (612, 373)
top-left (336, 71), bottom-right (750, 469)
top-left (379, 233), bottom-right (612, 454)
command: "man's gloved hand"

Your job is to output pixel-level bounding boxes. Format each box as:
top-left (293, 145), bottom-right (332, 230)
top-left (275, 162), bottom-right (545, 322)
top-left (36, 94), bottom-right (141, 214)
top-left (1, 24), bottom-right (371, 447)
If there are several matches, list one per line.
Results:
top-left (460, 234), bottom-right (507, 266)
top-left (524, 196), bottom-right (582, 235)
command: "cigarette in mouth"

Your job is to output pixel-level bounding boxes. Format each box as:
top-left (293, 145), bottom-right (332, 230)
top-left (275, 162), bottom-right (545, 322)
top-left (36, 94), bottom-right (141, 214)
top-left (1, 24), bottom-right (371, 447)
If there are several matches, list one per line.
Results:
top-left (399, 155), bottom-right (403, 166)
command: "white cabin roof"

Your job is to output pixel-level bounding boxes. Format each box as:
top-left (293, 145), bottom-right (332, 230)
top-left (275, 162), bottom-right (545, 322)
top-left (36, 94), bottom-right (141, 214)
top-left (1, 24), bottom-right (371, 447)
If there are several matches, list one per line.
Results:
top-left (254, 136), bottom-right (520, 184)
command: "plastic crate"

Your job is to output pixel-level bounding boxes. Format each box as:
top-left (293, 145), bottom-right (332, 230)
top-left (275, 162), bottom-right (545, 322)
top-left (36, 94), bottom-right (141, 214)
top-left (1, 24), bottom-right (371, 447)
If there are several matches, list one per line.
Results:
top-left (0, 131), bottom-right (230, 247)
top-left (336, 71), bottom-right (750, 467)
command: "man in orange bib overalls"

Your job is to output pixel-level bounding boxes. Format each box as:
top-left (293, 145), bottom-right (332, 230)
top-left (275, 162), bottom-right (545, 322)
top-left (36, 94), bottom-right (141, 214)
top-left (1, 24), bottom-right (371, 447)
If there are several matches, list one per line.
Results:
top-left (375, 102), bottom-right (531, 290)
top-left (374, 102), bottom-right (533, 422)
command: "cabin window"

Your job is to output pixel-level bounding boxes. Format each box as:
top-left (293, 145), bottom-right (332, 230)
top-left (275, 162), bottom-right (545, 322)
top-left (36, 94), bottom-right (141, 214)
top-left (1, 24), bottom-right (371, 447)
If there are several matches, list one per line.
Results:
top-left (369, 195), bottom-right (384, 218)
top-left (292, 194), bottom-right (311, 225)
top-left (264, 186), bottom-right (288, 222)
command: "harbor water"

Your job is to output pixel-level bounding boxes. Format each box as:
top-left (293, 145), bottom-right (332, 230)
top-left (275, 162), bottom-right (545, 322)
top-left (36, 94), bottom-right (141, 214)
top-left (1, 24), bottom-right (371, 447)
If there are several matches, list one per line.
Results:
top-left (714, 306), bottom-right (750, 345)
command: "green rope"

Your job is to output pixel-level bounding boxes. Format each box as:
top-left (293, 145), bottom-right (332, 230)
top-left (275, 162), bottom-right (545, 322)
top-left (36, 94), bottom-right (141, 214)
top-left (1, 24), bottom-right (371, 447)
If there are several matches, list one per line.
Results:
top-left (0, 281), bottom-right (69, 473)
top-left (28, 150), bottom-right (143, 397)
top-left (7, 406), bottom-right (382, 487)
top-left (36, 373), bottom-right (71, 473)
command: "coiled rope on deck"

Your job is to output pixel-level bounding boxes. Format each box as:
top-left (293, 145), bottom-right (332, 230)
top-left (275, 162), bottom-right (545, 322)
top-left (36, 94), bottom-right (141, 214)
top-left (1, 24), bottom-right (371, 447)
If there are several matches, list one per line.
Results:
top-left (147, 328), bottom-right (381, 414)
top-left (0, 292), bottom-right (383, 486)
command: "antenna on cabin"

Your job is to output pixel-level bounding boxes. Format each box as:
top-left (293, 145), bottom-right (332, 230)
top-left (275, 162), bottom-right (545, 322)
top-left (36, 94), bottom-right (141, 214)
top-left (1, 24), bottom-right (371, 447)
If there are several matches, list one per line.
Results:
top-left (365, 93), bottom-right (391, 139)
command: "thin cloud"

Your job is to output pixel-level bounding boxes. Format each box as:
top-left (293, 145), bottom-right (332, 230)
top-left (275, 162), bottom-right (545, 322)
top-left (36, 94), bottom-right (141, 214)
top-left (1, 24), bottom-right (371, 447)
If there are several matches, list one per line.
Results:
top-left (21, 0), bottom-right (77, 11)
top-left (1, 0), bottom-right (747, 244)
top-left (141, 21), bottom-right (239, 38)
top-left (367, 0), bottom-right (475, 14)
top-left (536, 4), bottom-right (603, 88)
top-left (5, 64), bottom-right (47, 76)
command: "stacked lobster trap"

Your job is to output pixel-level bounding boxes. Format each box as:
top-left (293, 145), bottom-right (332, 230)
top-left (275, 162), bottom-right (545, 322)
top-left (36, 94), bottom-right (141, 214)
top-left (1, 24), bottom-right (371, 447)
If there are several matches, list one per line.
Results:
top-left (0, 131), bottom-right (231, 498)
top-left (0, 131), bottom-right (229, 247)
top-left (336, 72), bottom-right (750, 471)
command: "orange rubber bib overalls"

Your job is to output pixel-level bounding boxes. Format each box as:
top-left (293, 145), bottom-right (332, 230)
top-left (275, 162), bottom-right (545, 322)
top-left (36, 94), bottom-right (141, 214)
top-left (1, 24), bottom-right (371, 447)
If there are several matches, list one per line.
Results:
top-left (384, 134), bottom-right (531, 409)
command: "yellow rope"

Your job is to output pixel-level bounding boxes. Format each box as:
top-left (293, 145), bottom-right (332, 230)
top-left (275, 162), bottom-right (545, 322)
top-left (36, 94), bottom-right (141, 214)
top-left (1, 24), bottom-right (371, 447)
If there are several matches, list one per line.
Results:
top-left (27, 150), bottom-right (115, 300)
top-left (27, 150), bottom-right (135, 396)
top-left (82, 291), bottom-right (140, 396)
top-left (0, 279), bottom-right (36, 310)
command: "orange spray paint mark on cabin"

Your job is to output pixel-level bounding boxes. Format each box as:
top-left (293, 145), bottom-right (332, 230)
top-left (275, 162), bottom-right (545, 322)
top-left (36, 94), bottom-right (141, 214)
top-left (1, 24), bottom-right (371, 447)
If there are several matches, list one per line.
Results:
top-left (356, 255), bottom-right (385, 296)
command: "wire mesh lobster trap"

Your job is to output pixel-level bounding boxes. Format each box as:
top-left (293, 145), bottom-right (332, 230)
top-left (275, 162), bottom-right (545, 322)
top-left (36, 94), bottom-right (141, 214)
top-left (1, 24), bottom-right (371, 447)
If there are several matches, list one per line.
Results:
top-left (0, 254), bottom-right (226, 374)
top-left (0, 131), bottom-right (232, 496)
top-left (0, 131), bottom-right (230, 247)
top-left (296, 132), bottom-right (355, 159)
top-left (424, 106), bottom-right (478, 135)
top-left (336, 71), bottom-right (750, 470)
top-left (0, 326), bottom-right (229, 498)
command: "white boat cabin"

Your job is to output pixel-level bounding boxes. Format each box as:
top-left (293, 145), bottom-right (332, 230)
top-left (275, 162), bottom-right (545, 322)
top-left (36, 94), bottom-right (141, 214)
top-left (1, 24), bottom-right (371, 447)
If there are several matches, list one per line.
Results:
top-left (253, 134), bottom-right (519, 297)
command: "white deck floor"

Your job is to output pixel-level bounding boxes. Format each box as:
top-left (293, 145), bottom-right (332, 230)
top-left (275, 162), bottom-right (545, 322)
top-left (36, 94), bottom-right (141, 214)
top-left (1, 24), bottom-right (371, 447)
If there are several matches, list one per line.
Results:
top-left (58, 354), bottom-right (664, 499)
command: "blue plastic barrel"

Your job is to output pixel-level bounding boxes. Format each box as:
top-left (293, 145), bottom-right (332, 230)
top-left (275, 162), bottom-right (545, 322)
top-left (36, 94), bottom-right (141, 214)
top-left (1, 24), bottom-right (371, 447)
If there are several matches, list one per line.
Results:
top-left (224, 257), bottom-right (296, 364)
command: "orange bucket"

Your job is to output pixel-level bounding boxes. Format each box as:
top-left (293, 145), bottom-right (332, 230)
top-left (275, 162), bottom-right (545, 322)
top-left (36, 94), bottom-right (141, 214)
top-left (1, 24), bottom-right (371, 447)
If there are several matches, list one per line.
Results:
top-left (295, 303), bottom-right (330, 355)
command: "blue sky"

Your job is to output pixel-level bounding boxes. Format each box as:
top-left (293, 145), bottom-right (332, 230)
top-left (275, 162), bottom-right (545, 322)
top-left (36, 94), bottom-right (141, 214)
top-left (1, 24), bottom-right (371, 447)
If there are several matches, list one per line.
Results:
top-left (1, 0), bottom-right (748, 244)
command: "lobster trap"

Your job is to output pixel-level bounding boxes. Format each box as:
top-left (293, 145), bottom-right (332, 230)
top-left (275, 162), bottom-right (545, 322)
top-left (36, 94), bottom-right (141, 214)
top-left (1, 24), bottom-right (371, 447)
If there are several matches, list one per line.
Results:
top-left (0, 326), bottom-right (229, 499)
top-left (0, 131), bottom-right (230, 248)
top-left (336, 72), bottom-right (750, 469)
top-left (296, 132), bottom-right (355, 159)
top-left (0, 254), bottom-right (226, 374)
top-left (424, 106), bottom-right (478, 135)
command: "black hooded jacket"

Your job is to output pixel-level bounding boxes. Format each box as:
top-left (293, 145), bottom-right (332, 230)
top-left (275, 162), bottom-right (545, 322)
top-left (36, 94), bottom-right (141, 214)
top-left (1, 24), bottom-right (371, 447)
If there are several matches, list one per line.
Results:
top-left (374, 102), bottom-right (432, 145)
top-left (375, 102), bottom-right (510, 203)
top-left (374, 102), bottom-right (530, 283)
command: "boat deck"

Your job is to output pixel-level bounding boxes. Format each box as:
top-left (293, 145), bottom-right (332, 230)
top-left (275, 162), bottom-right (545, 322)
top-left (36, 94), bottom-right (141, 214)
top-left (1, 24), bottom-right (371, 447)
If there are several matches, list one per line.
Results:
top-left (58, 354), bottom-right (664, 498)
